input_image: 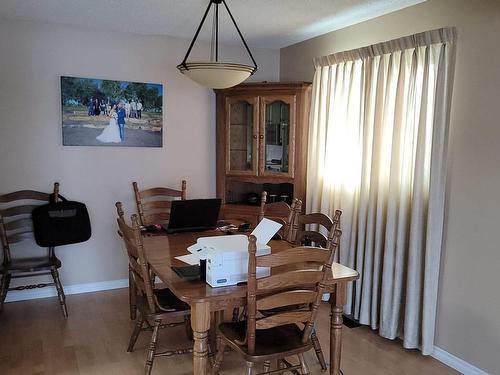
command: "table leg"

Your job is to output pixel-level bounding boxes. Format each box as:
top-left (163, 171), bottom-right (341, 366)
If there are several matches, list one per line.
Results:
top-left (191, 302), bottom-right (211, 375)
top-left (330, 282), bottom-right (347, 375)
top-left (210, 310), bottom-right (225, 359)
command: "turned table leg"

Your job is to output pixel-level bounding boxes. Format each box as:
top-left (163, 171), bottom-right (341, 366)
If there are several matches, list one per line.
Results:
top-left (330, 282), bottom-right (347, 375)
top-left (192, 302), bottom-right (211, 375)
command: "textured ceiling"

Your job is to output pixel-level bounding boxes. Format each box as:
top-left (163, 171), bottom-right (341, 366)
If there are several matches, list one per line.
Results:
top-left (0, 0), bottom-right (425, 48)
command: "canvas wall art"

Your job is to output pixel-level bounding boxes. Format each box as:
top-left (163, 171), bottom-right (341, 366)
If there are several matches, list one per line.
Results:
top-left (61, 76), bottom-right (163, 147)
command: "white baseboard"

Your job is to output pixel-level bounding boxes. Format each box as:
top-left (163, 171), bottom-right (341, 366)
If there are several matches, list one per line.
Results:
top-left (3, 279), bottom-right (491, 375)
top-left (432, 346), bottom-right (491, 375)
top-left (5, 278), bottom-right (128, 303)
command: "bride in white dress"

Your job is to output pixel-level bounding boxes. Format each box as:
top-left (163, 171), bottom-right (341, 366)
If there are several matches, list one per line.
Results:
top-left (96, 105), bottom-right (121, 143)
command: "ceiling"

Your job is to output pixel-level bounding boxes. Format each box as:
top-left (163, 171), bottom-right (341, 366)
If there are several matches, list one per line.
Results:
top-left (0, 0), bottom-right (425, 49)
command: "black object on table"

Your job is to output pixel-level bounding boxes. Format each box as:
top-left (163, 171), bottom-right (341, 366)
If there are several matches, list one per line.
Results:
top-left (172, 260), bottom-right (207, 282)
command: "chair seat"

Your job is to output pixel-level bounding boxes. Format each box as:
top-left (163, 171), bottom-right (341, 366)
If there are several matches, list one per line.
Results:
top-left (218, 321), bottom-right (312, 360)
top-left (154, 288), bottom-right (190, 311)
top-left (136, 288), bottom-right (190, 318)
top-left (0, 256), bottom-right (61, 274)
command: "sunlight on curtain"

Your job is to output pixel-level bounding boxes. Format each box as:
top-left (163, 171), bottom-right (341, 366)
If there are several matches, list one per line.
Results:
top-left (307, 28), bottom-right (456, 355)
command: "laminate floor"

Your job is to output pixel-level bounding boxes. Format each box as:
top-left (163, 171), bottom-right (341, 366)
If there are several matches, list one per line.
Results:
top-left (0, 289), bottom-right (457, 375)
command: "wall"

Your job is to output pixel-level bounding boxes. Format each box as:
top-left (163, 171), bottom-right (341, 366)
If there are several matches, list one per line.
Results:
top-left (280, 0), bottom-right (500, 373)
top-left (0, 19), bottom-right (279, 287)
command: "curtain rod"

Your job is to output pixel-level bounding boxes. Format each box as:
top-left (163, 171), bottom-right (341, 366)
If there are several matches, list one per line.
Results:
top-left (314, 27), bottom-right (457, 68)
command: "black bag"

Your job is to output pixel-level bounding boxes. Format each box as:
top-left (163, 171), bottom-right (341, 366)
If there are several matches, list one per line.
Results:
top-left (32, 194), bottom-right (91, 247)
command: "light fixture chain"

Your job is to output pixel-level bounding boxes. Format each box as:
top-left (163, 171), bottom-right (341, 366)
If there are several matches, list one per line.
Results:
top-left (210, 5), bottom-right (216, 61)
top-left (180, 0), bottom-right (214, 68)
top-left (215, 2), bottom-right (219, 62)
top-left (221, 0), bottom-right (258, 72)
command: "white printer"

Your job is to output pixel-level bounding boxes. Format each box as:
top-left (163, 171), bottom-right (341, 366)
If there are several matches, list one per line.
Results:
top-left (201, 235), bottom-right (271, 287)
top-left (178, 218), bottom-right (282, 288)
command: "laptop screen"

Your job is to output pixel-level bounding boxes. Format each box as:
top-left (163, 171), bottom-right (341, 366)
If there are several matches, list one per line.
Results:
top-left (167, 198), bottom-right (221, 233)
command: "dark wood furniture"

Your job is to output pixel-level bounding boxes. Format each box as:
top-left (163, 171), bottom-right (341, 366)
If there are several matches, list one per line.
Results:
top-left (131, 179), bottom-right (187, 319)
top-left (212, 230), bottom-right (342, 375)
top-left (295, 210), bottom-right (342, 248)
top-left (142, 230), bottom-right (358, 375)
top-left (259, 192), bottom-right (302, 242)
top-left (133, 179), bottom-right (187, 227)
top-left (115, 202), bottom-right (192, 375)
top-left (292, 209), bottom-right (343, 371)
top-left (0, 183), bottom-right (67, 317)
top-left (215, 82), bottom-right (312, 227)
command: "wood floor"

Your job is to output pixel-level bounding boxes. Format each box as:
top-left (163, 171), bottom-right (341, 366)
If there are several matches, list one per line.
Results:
top-left (0, 288), bottom-right (457, 375)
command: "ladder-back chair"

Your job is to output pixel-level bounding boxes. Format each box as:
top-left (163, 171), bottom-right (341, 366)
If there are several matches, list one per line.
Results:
top-left (133, 180), bottom-right (187, 227)
top-left (115, 202), bottom-right (192, 375)
top-left (0, 183), bottom-right (67, 317)
top-left (212, 229), bottom-right (342, 375)
top-left (259, 191), bottom-right (302, 242)
top-left (291, 209), bottom-right (342, 370)
top-left (294, 210), bottom-right (342, 248)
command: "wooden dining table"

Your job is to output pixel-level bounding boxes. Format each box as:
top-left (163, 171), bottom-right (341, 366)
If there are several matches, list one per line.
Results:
top-left (143, 230), bottom-right (359, 375)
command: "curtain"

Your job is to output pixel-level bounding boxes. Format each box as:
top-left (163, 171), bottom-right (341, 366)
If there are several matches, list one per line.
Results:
top-left (307, 28), bottom-right (456, 355)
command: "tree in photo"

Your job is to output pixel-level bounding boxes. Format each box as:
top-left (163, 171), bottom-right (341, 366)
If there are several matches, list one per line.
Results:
top-left (101, 80), bottom-right (123, 102)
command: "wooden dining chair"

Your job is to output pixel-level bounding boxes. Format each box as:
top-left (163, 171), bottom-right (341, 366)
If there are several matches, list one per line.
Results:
top-left (259, 191), bottom-right (302, 242)
top-left (133, 180), bottom-right (187, 227)
top-left (130, 180), bottom-right (186, 319)
top-left (115, 202), bottom-right (193, 375)
top-left (231, 193), bottom-right (301, 323)
top-left (0, 182), bottom-right (68, 317)
top-left (290, 209), bottom-right (342, 370)
top-left (212, 229), bottom-right (342, 375)
top-left (294, 210), bottom-right (342, 248)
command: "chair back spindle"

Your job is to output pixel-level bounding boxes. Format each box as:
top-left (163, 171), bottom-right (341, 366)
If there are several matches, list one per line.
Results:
top-left (0, 183), bottom-right (59, 261)
top-left (294, 209), bottom-right (342, 248)
top-left (259, 191), bottom-right (302, 242)
top-left (133, 180), bottom-right (187, 226)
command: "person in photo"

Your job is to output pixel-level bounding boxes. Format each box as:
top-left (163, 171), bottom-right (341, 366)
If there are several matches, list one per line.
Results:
top-left (117, 101), bottom-right (127, 141)
top-left (87, 99), bottom-right (94, 116)
top-left (93, 98), bottom-right (101, 116)
top-left (100, 101), bottom-right (106, 116)
top-left (125, 100), bottom-right (131, 118)
top-left (96, 104), bottom-right (121, 143)
top-left (137, 100), bottom-right (143, 119)
top-left (130, 99), bottom-right (137, 118)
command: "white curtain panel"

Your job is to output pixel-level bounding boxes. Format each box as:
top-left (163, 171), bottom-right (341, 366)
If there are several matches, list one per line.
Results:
top-left (307, 28), bottom-right (456, 354)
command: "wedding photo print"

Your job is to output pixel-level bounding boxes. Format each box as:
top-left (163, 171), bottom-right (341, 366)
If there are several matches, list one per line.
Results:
top-left (61, 76), bottom-right (163, 147)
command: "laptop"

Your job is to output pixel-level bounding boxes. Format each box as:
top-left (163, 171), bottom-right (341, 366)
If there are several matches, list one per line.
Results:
top-left (166, 198), bottom-right (221, 234)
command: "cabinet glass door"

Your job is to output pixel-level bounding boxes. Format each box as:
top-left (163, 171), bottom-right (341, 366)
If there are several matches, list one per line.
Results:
top-left (226, 97), bottom-right (258, 175)
top-left (260, 95), bottom-right (295, 177)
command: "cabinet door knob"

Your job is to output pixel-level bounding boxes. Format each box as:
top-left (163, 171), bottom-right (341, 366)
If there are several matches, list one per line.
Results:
top-left (259, 134), bottom-right (264, 140)
top-left (253, 134), bottom-right (257, 139)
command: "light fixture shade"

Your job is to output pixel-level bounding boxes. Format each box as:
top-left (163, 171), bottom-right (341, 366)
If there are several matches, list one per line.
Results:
top-left (177, 62), bottom-right (253, 89)
top-left (178, 0), bottom-right (258, 89)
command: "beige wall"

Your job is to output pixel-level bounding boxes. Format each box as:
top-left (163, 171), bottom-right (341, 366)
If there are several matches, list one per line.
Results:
top-left (280, 0), bottom-right (500, 373)
top-left (0, 19), bottom-right (279, 286)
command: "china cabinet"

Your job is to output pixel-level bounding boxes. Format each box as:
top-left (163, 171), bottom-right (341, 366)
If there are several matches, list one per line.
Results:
top-left (215, 82), bottom-right (312, 226)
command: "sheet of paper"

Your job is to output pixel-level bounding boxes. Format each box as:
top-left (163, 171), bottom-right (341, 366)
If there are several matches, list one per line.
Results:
top-left (251, 218), bottom-right (282, 245)
top-left (175, 253), bottom-right (200, 266)
top-left (176, 251), bottom-right (213, 265)
top-left (187, 243), bottom-right (215, 254)
top-left (177, 245), bottom-right (214, 265)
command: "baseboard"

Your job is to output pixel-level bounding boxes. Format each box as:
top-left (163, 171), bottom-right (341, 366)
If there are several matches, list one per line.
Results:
top-left (4, 279), bottom-right (491, 375)
top-left (432, 346), bottom-right (491, 375)
top-left (5, 278), bottom-right (128, 303)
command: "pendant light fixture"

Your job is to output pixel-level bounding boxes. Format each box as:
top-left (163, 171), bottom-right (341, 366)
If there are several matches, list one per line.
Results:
top-left (177, 0), bottom-right (258, 89)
